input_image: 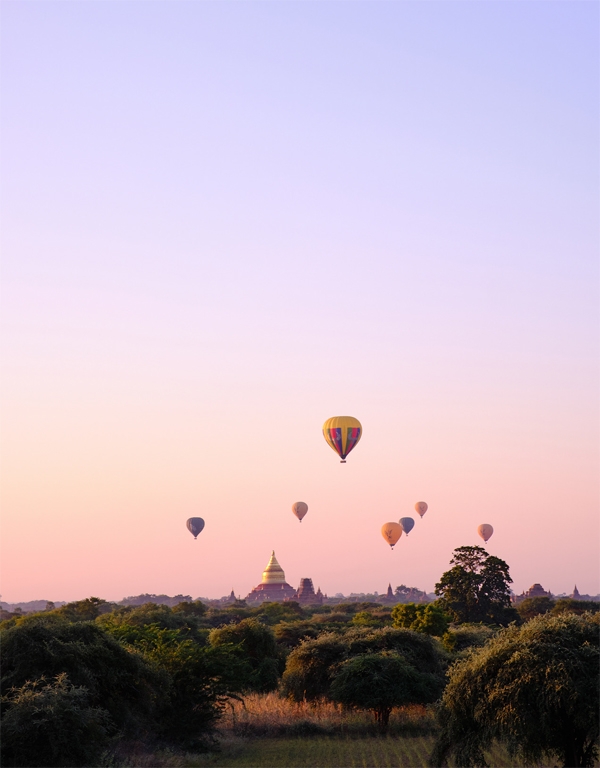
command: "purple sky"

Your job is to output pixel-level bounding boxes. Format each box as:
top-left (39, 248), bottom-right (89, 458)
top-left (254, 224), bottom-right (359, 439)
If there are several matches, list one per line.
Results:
top-left (2, 1), bottom-right (598, 602)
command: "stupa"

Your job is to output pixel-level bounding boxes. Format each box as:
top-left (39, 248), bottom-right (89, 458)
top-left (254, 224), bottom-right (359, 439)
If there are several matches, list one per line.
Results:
top-left (245, 551), bottom-right (298, 603)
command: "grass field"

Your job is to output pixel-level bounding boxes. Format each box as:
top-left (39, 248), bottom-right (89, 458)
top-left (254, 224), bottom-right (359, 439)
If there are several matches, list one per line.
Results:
top-left (126, 734), bottom-right (537, 767)
top-left (187, 735), bottom-right (531, 768)
top-left (114, 695), bottom-right (541, 767)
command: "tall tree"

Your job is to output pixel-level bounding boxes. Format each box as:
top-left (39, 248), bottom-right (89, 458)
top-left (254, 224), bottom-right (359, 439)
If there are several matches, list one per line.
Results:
top-left (435, 546), bottom-right (516, 625)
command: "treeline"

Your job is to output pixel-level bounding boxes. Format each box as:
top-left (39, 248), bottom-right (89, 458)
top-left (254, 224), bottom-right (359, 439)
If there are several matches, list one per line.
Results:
top-left (1, 546), bottom-right (598, 768)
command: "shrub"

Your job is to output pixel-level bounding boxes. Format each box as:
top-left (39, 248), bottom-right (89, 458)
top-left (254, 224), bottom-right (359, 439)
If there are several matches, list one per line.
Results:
top-left (1, 673), bottom-right (111, 767)
top-left (432, 612), bottom-right (600, 768)
top-left (392, 603), bottom-right (450, 636)
top-left (441, 623), bottom-right (497, 653)
top-left (1, 615), bottom-right (162, 735)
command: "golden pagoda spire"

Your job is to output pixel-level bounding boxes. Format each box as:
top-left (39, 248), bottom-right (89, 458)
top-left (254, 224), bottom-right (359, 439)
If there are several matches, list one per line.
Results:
top-left (262, 551), bottom-right (286, 584)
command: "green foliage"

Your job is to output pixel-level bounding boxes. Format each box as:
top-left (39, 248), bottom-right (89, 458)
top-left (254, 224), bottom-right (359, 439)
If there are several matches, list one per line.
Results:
top-left (1, 673), bottom-right (111, 767)
top-left (441, 623), bottom-right (497, 653)
top-left (431, 612), bottom-right (600, 768)
top-left (97, 602), bottom-right (209, 644)
top-left (100, 617), bottom-right (249, 746)
top-left (53, 596), bottom-right (115, 621)
top-left (343, 627), bottom-right (448, 681)
top-left (172, 600), bottom-right (208, 617)
top-left (391, 603), bottom-right (450, 636)
top-left (330, 652), bottom-right (433, 731)
top-left (209, 618), bottom-right (284, 692)
top-left (351, 611), bottom-right (384, 628)
top-left (552, 598), bottom-right (600, 616)
top-left (253, 601), bottom-right (305, 625)
top-left (274, 620), bottom-right (320, 649)
top-left (515, 596), bottom-right (554, 621)
top-left (205, 605), bottom-right (254, 627)
top-left (281, 633), bottom-right (348, 702)
top-left (1, 615), bottom-right (162, 734)
top-left (281, 627), bottom-right (447, 705)
top-left (435, 546), bottom-right (518, 625)
top-left (135, 626), bottom-right (247, 746)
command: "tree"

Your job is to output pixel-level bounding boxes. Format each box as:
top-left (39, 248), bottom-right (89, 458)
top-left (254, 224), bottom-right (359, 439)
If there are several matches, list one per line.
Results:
top-left (281, 633), bottom-right (348, 702)
top-left (132, 625), bottom-right (247, 746)
top-left (516, 596), bottom-right (555, 621)
top-left (434, 546), bottom-right (517, 625)
top-left (1, 615), bottom-right (162, 734)
top-left (99, 617), bottom-right (249, 747)
top-left (274, 620), bottom-right (320, 650)
top-left (329, 652), bottom-right (430, 731)
top-left (1, 674), bottom-right (111, 768)
top-left (208, 618), bottom-right (284, 692)
top-left (392, 603), bottom-right (450, 636)
top-left (54, 596), bottom-right (114, 622)
top-left (281, 627), bottom-right (446, 704)
top-left (552, 599), bottom-right (600, 617)
top-left (431, 612), bottom-right (599, 768)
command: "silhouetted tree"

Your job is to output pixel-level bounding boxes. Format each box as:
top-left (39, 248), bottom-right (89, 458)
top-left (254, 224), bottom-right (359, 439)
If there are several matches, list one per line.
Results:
top-left (435, 546), bottom-right (517, 625)
top-left (330, 652), bottom-right (432, 731)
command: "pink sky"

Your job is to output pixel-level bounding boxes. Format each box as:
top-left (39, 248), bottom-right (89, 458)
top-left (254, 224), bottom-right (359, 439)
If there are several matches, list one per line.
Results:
top-left (2, 2), bottom-right (598, 602)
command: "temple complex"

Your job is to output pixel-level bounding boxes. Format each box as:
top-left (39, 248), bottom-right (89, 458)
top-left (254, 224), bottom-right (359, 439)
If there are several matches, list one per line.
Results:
top-left (296, 578), bottom-right (323, 606)
top-left (245, 552), bottom-right (323, 605)
top-left (512, 583), bottom-right (552, 603)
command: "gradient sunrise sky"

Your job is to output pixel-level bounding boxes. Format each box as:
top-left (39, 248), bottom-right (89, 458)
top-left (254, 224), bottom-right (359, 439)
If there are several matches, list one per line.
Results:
top-left (2, 1), bottom-right (598, 603)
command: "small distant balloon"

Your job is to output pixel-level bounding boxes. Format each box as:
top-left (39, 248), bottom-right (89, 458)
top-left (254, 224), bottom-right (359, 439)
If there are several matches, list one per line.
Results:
top-left (381, 522), bottom-right (402, 549)
top-left (186, 518), bottom-right (205, 540)
top-left (478, 524), bottom-right (493, 543)
top-left (292, 502), bottom-right (308, 523)
top-left (415, 502), bottom-right (428, 518)
top-left (399, 517), bottom-right (415, 535)
top-left (322, 416), bottom-right (362, 463)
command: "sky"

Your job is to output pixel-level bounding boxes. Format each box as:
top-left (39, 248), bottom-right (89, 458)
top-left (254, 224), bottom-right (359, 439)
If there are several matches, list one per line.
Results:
top-left (1, 1), bottom-right (598, 603)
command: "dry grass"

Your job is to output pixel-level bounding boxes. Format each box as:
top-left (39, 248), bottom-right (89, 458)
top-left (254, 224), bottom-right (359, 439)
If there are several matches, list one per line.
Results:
top-left (219, 692), bottom-right (437, 738)
top-left (107, 695), bottom-right (566, 766)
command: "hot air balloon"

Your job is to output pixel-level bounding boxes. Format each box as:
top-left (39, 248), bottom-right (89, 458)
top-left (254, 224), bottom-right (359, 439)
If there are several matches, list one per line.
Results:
top-left (322, 416), bottom-right (362, 463)
top-left (186, 518), bottom-right (205, 540)
top-left (478, 524), bottom-right (493, 543)
top-left (381, 522), bottom-right (402, 549)
top-left (415, 502), bottom-right (428, 518)
top-left (399, 517), bottom-right (415, 535)
top-left (292, 501), bottom-right (308, 522)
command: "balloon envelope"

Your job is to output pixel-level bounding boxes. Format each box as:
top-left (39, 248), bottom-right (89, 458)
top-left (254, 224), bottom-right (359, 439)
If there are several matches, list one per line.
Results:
top-left (322, 416), bottom-right (362, 462)
top-left (399, 517), bottom-right (415, 535)
top-left (186, 517), bottom-right (205, 539)
top-left (381, 522), bottom-right (402, 548)
top-left (415, 502), bottom-right (428, 518)
top-left (292, 501), bottom-right (308, 522)
top-left (478, 524), bottom-right (494, 543)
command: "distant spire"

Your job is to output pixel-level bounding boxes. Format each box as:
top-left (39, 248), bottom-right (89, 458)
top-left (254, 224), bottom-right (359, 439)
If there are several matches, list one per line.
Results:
top-left (387, 583), bottom-right (393, 598)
